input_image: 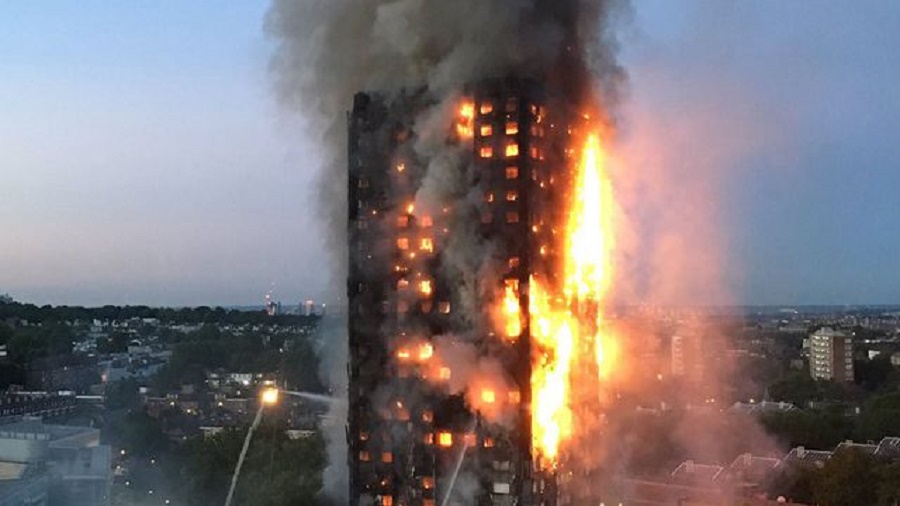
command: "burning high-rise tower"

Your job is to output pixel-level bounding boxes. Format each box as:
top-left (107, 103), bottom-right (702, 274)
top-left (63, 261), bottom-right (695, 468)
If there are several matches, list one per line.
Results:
top-left (348, 78), bottom-right (567, 505)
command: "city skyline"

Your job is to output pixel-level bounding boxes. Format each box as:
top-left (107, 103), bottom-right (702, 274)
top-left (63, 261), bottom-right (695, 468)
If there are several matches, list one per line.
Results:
top-left (2, 1), bottom-right (899, 307)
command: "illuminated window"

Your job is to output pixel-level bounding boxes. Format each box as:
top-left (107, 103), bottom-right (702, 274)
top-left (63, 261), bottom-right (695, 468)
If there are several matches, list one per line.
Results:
top-left (480, 102), bottom-right (493, 114)
top-left (464, 433), bottom-right (477, 447)
top-left (505, 122), bottom-right (519, 135)
top-left (421, 300), bottom-right (433, 313)
top-left (508, 257), bottom-right (520, 269)
top-left (506, 212), bottom-right (520, 224)
top-left (508, 390), bottom-right (521, 403)
top-left (397, 215), bottom-right (409, 228)
top-left (506, 190), bottom-right (518, 202)
top-left (382, 452), bottom-right (393, 463)
top-left (438, 432), bottom-right (453, 447)
top-left (484, 437), bottom-right (495, 448)
top-left (530, 146), bottom-right (542, 159)
top-left (396, 162), bottom-right (406, 173)
top-left (424, 432), bottom-right (434, 444)
top-left (485, 192), bottom-right (495, 203)
top-left (420, 238), bottom-right (434, 253)
top-left (439, 367), bottom-right (451, 380)
top-left (397, 238), bottom-right (409, 250)
top-left (420, 216), bottom-right (433, 227)
top-left (422, 410), bottom-right (434, 422)
top-left (360, 451), bottom-right (371, 462)
top-left (505, 143), bottom-right (519, 158)
top-left (439, 302), bottom-right (451, 314)
top-left (505, 166), bottom-right (519, 179)
top-left (360, 431), bottom-right (369, 441)
top-left (479, 145), bottom-right (494, 158)
top-left (480, 124), bottom-right (493, 137)
top-left (505, 278), bottom-right (520, 291)
top-left (382, 497), bottom-right (393, 506)
top-left (424, 500), bottom-right (435, 506)
top-left (397, 278), bottom-right (409, 290)
top-left (423, 477), bottom-right (435, 490)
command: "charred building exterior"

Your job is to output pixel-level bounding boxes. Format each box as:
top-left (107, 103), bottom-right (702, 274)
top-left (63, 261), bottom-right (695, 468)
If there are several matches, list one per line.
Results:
top-left (348, 78), bottom-right (569, 505)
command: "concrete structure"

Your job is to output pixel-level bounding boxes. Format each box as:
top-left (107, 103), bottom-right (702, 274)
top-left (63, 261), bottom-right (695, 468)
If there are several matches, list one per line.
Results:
top-left (809, 327), bottom-right (854, 382)
top-left (0, 418), bottom-right (111, 506)
top-left (347, 77), bottom-right (573, 505)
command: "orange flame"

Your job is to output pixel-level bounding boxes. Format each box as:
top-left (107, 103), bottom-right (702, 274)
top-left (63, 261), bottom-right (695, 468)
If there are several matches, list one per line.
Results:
top-left (502, 282), bottom-right (523, 340)
top-left (530, 132), bottom-right (617, 470)
top-left (457, 102), bottom-right (475, 139)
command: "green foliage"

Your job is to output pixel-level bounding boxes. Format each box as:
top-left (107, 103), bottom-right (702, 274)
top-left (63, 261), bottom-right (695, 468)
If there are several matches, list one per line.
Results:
top-left (812, 449), bottom-right (879, 506)
top-left (760, 409), bottom-right (854, 449)
top-left (97, 331), bottom-right (131, 354)
top-left (177, 420), bottom-right (325, 506)
top-left (106, 378), bottom-right (141, 410)
top-left (109, 411), bottom-right (170, 458)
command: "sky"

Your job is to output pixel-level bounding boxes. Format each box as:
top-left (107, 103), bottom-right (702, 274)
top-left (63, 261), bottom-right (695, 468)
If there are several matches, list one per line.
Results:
top-left (1, 1), bottom-right (898, 307)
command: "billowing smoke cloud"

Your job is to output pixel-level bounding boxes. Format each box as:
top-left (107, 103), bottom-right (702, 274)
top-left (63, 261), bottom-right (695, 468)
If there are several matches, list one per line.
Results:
top-left (266, 0), bottom-right (628, 501)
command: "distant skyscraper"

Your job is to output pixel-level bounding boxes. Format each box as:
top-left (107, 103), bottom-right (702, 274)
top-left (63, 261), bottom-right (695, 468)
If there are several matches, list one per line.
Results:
top-left (809, 327), bottom-right (854, 382)
top-left (671, 329), bottom-right (704, 383)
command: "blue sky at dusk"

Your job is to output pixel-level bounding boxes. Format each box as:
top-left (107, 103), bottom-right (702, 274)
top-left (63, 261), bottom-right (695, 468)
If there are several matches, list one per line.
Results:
top-left (1, 1), bottom-right (898, 306)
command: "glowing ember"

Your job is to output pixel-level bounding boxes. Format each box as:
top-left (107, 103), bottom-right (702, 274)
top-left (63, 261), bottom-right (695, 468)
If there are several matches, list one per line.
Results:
top-left (530, 132), bottom-right (617, 470)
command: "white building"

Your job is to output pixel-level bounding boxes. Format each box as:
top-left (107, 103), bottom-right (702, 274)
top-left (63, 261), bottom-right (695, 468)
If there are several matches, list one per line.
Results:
top-left (809, 327), bottom-right (854, 382)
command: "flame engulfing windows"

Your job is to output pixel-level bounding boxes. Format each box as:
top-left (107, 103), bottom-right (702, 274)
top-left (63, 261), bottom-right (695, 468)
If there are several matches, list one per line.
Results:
top-left (480, 101), bottom-right (494, 115)
top-left (480, 145), bottom-right (494, 159)
top-left (480, 124), bottom-right (493, 137)
top-left (506, 143), bottom-right (520, 158)
top-left (397, 238), bottom-right (409, 250)
top-left (506, 121), bottom-right (519, 135)
top-left (438, 432), bottom-right (453, 447)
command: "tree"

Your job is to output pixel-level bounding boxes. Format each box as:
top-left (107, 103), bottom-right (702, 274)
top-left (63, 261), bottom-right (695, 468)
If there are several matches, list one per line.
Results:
top-left (813, 449), bottom-right (878, 506)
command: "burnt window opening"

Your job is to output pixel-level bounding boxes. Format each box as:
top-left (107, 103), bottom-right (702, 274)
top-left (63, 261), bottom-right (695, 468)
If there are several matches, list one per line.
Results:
top-left (485, 192), bottom-right (495, 203)
top-left (419, 215), bottom-right (433, 228)
top-left (479, 145), bottom-right (494, 159)
top-left (360, 451), bottom-right (371, 462)
top-left (480, 101), bottom-right (494, 115)
top-left (358, 177), bottom-right (370, 188)
top-left (505, 166), bottom-right (519, 180)
top-left (439, 302), bottom-right (451, 314)
top-left (397, 215), bottom-right (409, 228)
top-left (506, 190), bottom-right (518, 202)
top-left (506, 212), bottom-right (520, 224)
top-left (505, 97), bottom-right (517, 112)
top-left (397, 278), bottom-right (410, 290)
top-left (505, 122), bottom-right (519, 135)
top-left (397, 237), bottom-right (410, 250)
top-left (480, 124), bottom-right (493, 137)
top-left (508, 257), bottom-right (520, 269)
top-left (360, 431), bottom-right (370, 441)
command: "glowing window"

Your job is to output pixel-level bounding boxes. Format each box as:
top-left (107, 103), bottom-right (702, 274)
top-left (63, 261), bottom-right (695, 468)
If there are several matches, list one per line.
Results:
top-left (382, 497), bottom-right (393, 506)
top-left (420, 238), bottom-right (434, 253)
top-left (424, 433), bottom-right (434, 444)
top-left (397, 278), bottom-right (409, 290)
top-left (419, 216), bottom-right (433, 227)
top-left (505, 143), bottom-right (519, 158)
top-left (505, 166), bottom-right (519, 179)
top-left (508, 257), bottom-right (520, 269)
top-left (382, 452), bottom-right (393, 463)
top-left (421, 300), bottom-right (433, 313)
top-left (424, 500), bottom-right (435, 506)
top-left (360, 431), bottom-right (369, 441)
top-left (423, 477), bottom-right (435, 490)
top-left (438, 432), bottom-right (453, 447)
top-left (484, 437), bottom-right (495, 448)
top-left (508, 390), bottom-right (521, 403)
top-left (506, 212), bottom-right (520, 224)
top-left (397, 238), bottom-right (409, 250)
top-left (479, 145), bottom-right (494, 158)
top-left (396, 162), bottom-right (406, 173)
top-left (439, 302), bottom-right (451, 314)
top-left (480, 102), bottom-right (493, 114)
top-left (360, 451), bottom-right (370, 462)
top-left (397, 216), bottom-right (408, 228)
top-left (505, 122), bottom-right (518, 135)
top-left (506, 190), bottom-right (518, 202)
top-left (485, 192), bottom-right (495, 203)
top-left (530, 146), bottom-right (542, 159)
top-left (464, 433), bottom-right (477, 447)
top-left (422, 410), bottom-right (434, 422)
top-left (439, 367), bottom-right (451, 380)
top-left (480, 124), bottom-right (493, 137)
